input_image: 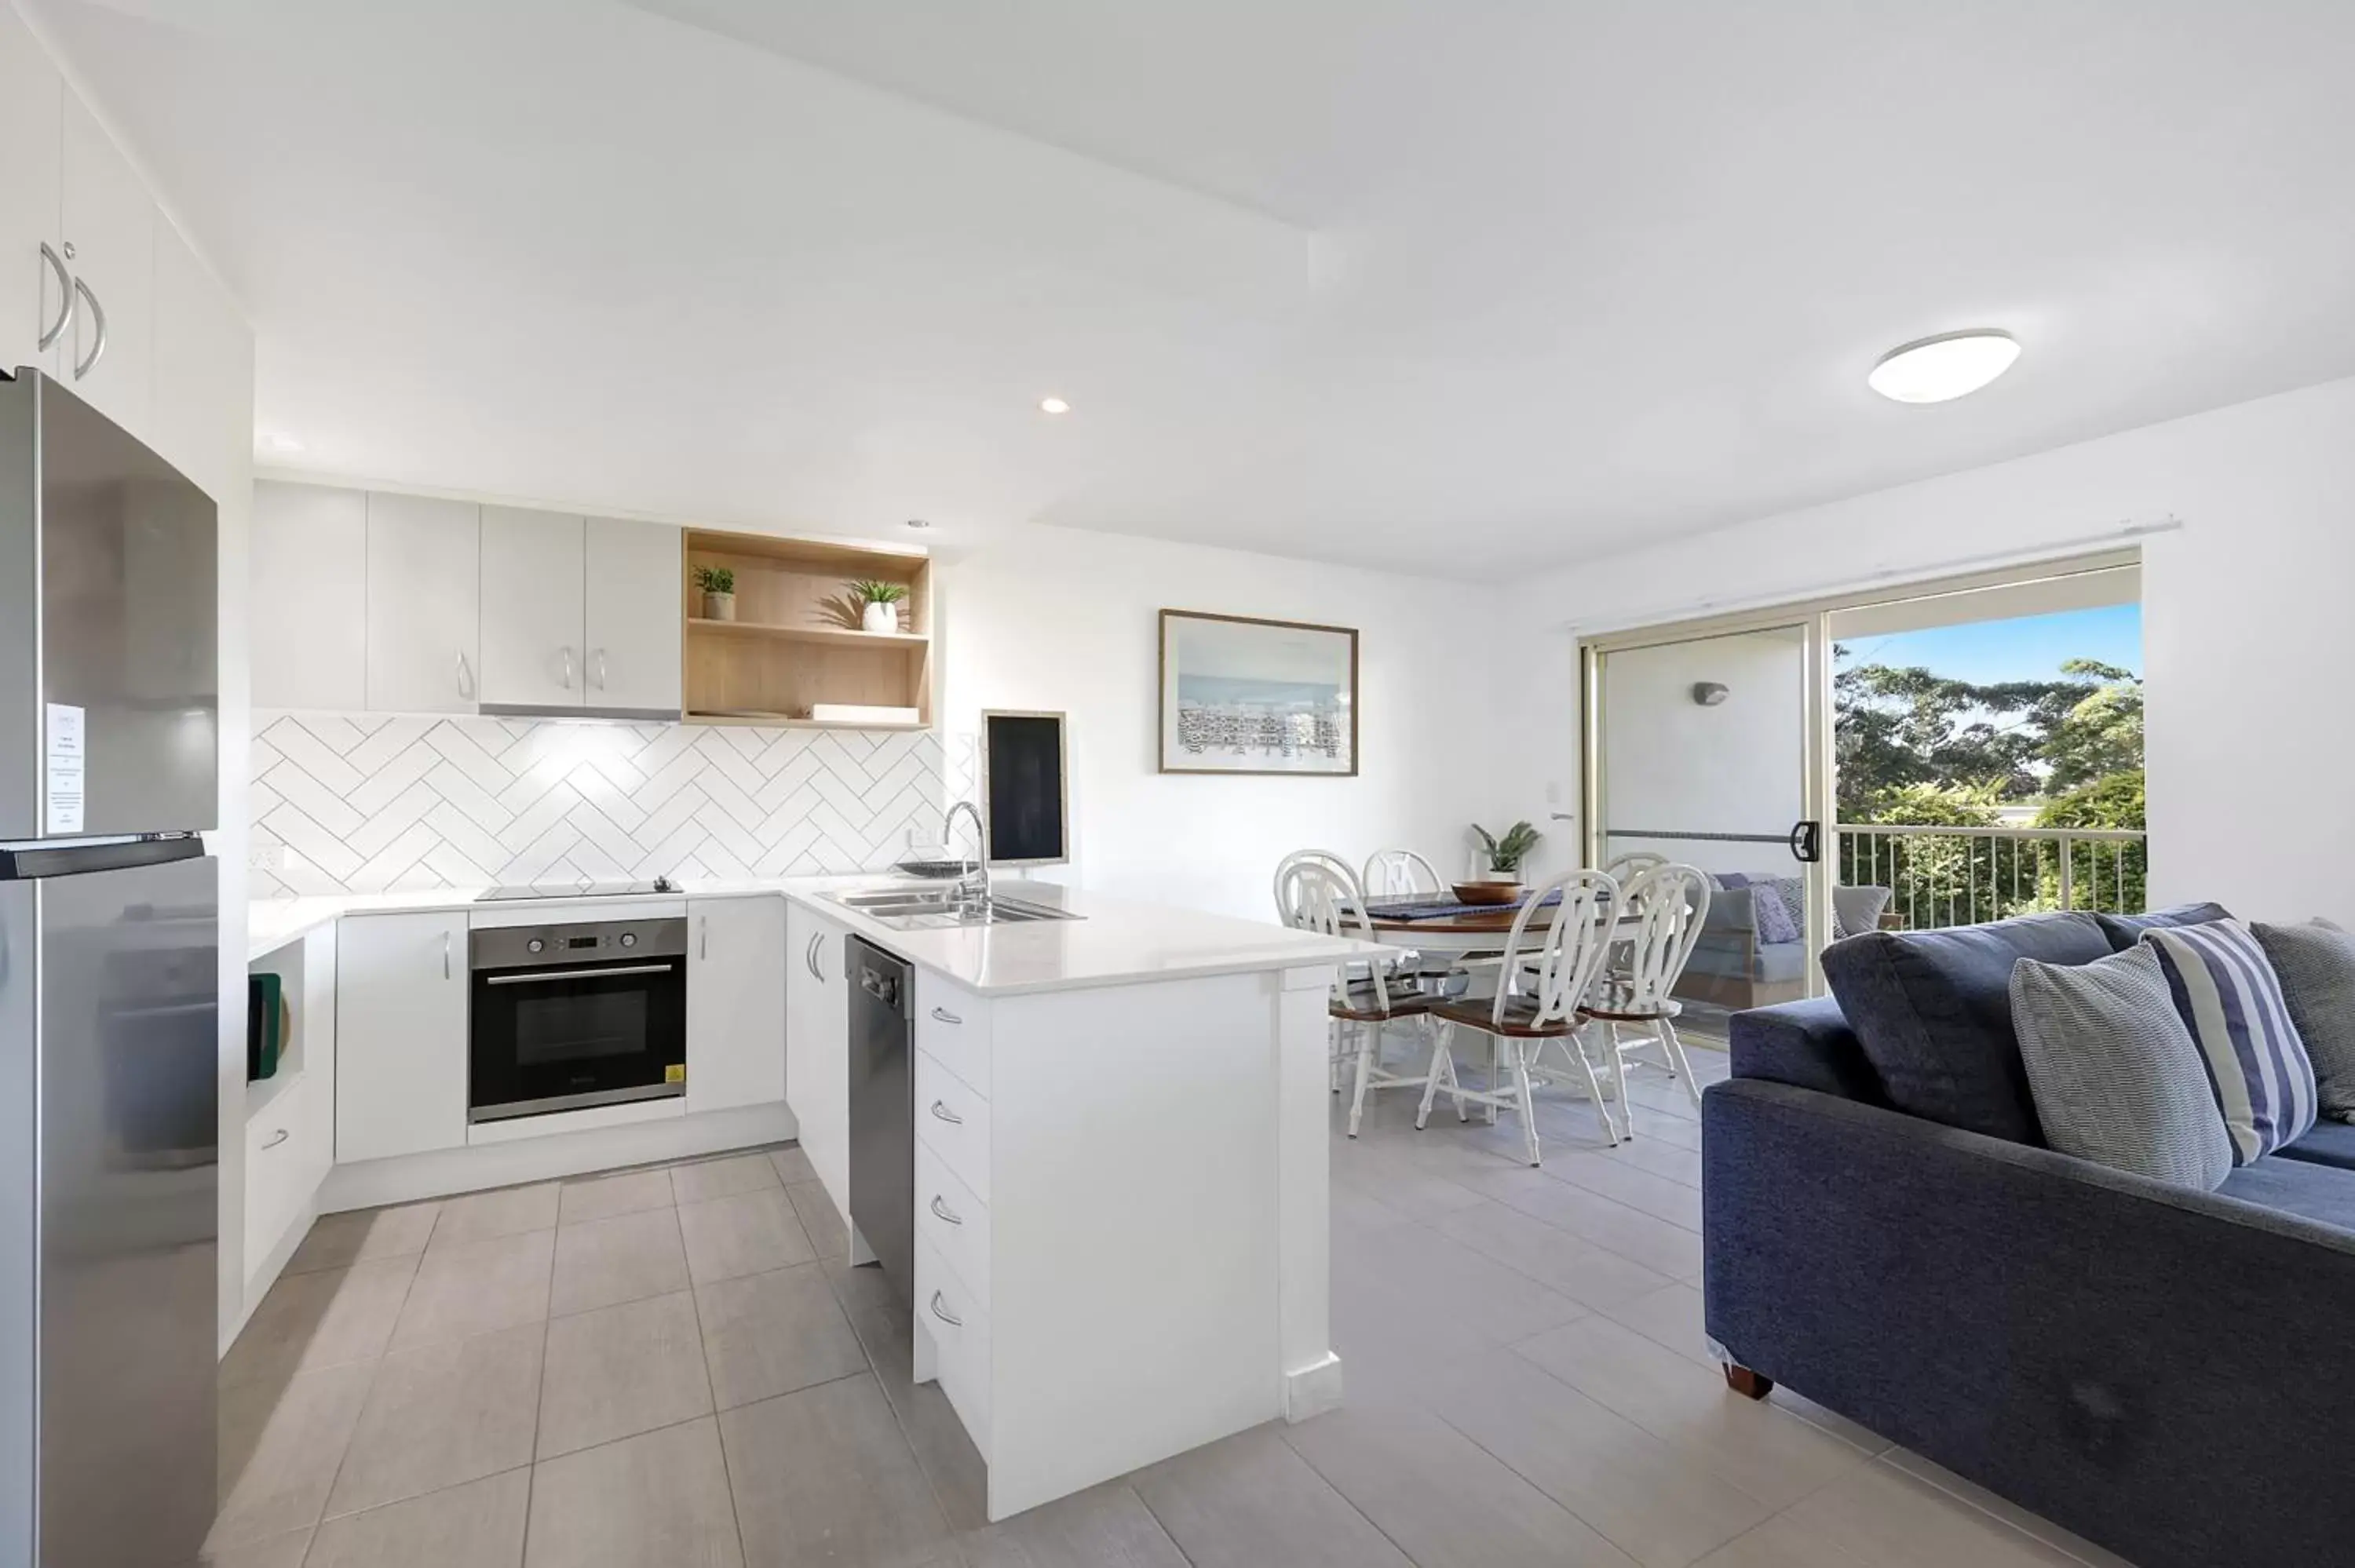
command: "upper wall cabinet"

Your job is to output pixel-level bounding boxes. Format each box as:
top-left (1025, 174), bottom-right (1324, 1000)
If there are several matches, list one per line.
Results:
top-left (152, 217), bottom-right (254, 509)
top-left (479, 505), bottom-right (586, 709)
top-left (57, 93), bottom-right (152, 436)
top-left (586, 516), bottom-right (682, 714)
top-left (252, 482), bottom-right (367, 711)
top-left (366, 493), bottom-right (481, 714)
top-left (0, 3), bottom-right (63, 378)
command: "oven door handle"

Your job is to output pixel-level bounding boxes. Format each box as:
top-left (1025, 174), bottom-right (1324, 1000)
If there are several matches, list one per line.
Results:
top-left (484, 963), bottom-right (679, 986)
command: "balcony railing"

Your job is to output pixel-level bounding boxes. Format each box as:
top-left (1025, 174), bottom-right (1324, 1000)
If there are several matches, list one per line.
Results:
top-left (1836, 822), bottom-right (2147, 932)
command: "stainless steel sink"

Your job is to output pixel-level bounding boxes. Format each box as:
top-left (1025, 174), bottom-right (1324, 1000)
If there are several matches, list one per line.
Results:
top-left (829, 889), bottom-right (1082, 929)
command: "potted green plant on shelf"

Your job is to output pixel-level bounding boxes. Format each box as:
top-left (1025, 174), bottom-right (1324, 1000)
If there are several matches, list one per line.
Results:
top-left (851, 578), bottom-right (910, 634)
top-left (1471, 819), bottom-right (1541, 881)
top-left (694, 566), bottom-right (736, 622)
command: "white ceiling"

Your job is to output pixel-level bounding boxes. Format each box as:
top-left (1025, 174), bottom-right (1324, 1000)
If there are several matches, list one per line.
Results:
top-left (35, 0), bottom-right (2355, 575)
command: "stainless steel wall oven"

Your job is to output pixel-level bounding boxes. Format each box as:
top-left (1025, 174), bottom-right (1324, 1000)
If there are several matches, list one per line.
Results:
top-left (469, 916), bottom-right (688, 1121)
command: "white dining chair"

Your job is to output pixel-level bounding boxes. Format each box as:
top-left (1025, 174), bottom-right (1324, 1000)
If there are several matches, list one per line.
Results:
top-left (1579, 862), bottom-right (1712, 1128)
top-left (1415, 870), bottom-right (1624, 1161)
top-left (1601, 850), bottom-right (1669, 885)
top-left (1363, 848), bottom-right (1445, 899)
top-left (1280, 858), bottom-right (1453, 1133)
top-left (1274, 848), bottom-right (1357, 927)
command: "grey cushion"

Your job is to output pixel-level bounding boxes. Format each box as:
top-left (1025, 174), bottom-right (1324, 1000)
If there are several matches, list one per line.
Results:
top-left (2253, 919), bottom-right (2355, 1122)
top-left (2010, 945), bottom-right (2233, 1190)
top-left (2094, 901), bottom-right (2231, 954)
top-left (1820, 911), bottom-right (2114, 1144)
top-left (1831, 884), bottom-right (1893, 939)
top-left (2278, 1118), bottom-right (2355, 1173)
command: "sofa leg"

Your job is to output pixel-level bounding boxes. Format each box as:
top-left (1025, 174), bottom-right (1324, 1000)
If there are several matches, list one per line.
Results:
top-left (1722, 1364), bottom-right (1773, 1400)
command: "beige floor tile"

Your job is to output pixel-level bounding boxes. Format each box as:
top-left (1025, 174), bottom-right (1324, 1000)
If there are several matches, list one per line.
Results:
top-left (829, 1260), bottom-right (991, 1532)
top-left (1128, 1423), bottom-right (1412, 1568)
top-left (1421, 1349), bottom-right (1772, 1567)
top-left (699, 1262), bottom-right (867, 1409)
top-left (767, 1143), bottom-right (818, 1185)
top-left (305, 1468), bottom-right (531, 1568)
top-left (557, 1167), bottom-right (674, 1227)
top-left (721, 1373), bottom-right (955, 1567)
top-left (1881, 1449), bottom-right (2141, 1568)
top-left (1766, 1387), bottom-right (1892, 1456)
top-left (783, 1177), bottom-right (849, 1260)
top-left (210, 1361), bottom-right (376, 1551)
top-left (1432, 1198), bottom-right (1678, 1312)
top-left (202, 1528), bottom-right (313, 1568)
top-left (1283, 1403), bottom-right (1639, 1567)
top-left (1784, 1460), bottom-right (2088, 1568)
top-left (1333, 1217), bottom-right (1588, 1345)
top-left (222, 1255), bottom-right (420, 1387)
top-left (1543, 1152), bottom-right (1705, 1231)
top-left (1513, 1315), bottom-right (1872, 1510)
top-left (670, 1151), bottom-right (783, 1204)
top-left (1460, 1165), bottom-right (1707, 1279)
top-left (286, 1203), bottom-right (442, 1275)
top-left (429, 1183), bottom-right (561, 1247)
top-left (328, 1322), bottom-right (545, 1517)
top-left (678, 1187), bottom-right (816, 1285)
top-left (549, 1205), bottom-right (689, 1315)
top-left (1691, 1513), bottom-right (1874, 1568)
top-left (961, 1480), bottom-right (1188, 1568)
top-left (389, 1229), bottom-right (553, 1350)
top-left (1580, 1136), bottom-right (1704, 1191)
top-left (538, 1289), bottom-right (714, 1459)
top-left (525, 1417), bottom-right (744, 1568)
top-left (1597, 1281), bottom-right (1715, 1369)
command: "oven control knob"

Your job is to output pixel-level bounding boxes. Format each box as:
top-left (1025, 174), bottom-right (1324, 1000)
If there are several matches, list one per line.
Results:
top-left (619, 932), bottom-right (637, 948)
top-left (527, 938), bottom-right (545, 954)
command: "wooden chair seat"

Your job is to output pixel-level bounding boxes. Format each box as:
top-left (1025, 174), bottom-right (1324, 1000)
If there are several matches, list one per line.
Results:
top-left (1430, 994), bottom-right (1574, 1038)
top-left (1331, 977), bottom-right (1440, 1022)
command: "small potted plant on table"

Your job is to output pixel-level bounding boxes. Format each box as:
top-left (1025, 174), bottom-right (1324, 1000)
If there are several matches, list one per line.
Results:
top-left (851, 578), bottom-right (909, 634)
top-left (695, 566), bottom-right (736, 622)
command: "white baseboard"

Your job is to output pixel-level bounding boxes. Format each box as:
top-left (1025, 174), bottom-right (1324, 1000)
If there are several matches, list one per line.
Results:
top-left (318, 1101), bottom-right (801, 1212)
top-left (1282, 1351), bottom-right (1345, 1423)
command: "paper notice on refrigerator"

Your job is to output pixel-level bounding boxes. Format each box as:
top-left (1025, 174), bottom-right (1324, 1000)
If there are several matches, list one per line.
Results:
top-left (45, 702), bottom-right (85, 833)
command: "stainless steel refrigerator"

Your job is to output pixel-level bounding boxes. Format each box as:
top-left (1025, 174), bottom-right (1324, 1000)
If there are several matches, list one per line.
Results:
top-left (0, 368), bottom-right (219, 1567)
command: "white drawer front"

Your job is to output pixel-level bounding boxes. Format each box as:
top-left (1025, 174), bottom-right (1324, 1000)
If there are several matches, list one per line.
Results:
top-left (916, 1233), bottom-right (991, 1457)
top-left (915, 1048), bottom-right (991, 1202)
top-left (244, 1079), bottom-right (313, 1267)
top-left (914, 973), bottom-right (991, 1097)
top-left (915, 1140), bottom-right (991, 1306)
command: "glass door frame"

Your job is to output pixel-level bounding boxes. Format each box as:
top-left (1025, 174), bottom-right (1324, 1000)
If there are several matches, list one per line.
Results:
top-left (1576, 547), bottom-right (2140, 999)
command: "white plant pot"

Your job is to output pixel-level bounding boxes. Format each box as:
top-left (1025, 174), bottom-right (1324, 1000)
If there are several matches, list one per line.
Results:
top-left (703, 591), bottom-right (736, 622)
top-left (862, 600), bottom-right (900, 634)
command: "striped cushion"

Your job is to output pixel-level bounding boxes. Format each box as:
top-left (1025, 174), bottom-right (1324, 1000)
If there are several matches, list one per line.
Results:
top-left (2142, 920), bottom-right (2319, 1164)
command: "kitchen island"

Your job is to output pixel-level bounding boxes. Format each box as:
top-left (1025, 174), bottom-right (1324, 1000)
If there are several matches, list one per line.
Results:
top-left (781, 877), bottom-right (1367, 1522)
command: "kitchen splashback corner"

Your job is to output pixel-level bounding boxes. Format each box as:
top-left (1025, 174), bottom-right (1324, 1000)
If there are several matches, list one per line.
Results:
top-left (250, 711), bottom-right (969, 896)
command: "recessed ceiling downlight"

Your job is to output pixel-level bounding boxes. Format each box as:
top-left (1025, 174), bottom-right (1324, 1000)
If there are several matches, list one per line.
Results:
top-left (1038, 396), bottom-right (1071, 414)
top-left (1868, 330), bottom-right (2021, 404)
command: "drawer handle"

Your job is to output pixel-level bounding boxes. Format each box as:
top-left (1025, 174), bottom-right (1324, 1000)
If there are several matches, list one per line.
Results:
top-left (929, 1291), bottom-right (962, 1329)
top-left (929, 1194), bottom-right (962, 1226)
top-left (261, 1128), bottom-right (290, 1150)
top-left (928, 1099), bottom-right (963, 1126)
top-left (930, 1006), bottom-right (962, 1025)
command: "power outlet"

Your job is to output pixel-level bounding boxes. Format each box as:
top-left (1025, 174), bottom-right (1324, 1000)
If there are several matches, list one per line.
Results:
top-left (247, 841), bottom-right (286, 873)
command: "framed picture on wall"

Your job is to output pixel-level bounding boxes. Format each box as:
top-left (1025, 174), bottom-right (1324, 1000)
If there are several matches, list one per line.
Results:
top-left (1158, 609), bottom-right (1359, 776)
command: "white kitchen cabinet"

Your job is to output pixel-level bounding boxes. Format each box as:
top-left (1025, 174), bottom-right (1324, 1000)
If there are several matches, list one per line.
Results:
top-left (479, 505), bottom-right (585, 708)
top-left (365, 493), bottom-right (481, 713)
top-left (585, 516), bottom-right (682, 713)
top-left (251, 481), bottom-right (367, 710)
top-left (686, 895), bottom-right (787, 1114)
top-left (57, 91), bottom-right (152, 435)
top-left (336, 910), bottom-right (469, 1162)
top-left (243, 1076), bottom-right (317, 1278)
top-left (784, 901), bottom-right (851, 1216)
top-left (0, 2), bottom-right (63, 378)
top-left (150, 217), bottom-right (253, 509)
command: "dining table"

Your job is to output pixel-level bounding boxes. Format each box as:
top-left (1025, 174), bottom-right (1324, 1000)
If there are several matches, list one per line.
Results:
top-left (1353, 889), bottom-right (1634, 954)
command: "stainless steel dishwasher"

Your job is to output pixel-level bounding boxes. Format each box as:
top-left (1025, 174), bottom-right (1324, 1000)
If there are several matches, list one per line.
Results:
top-left (846, 935), bottom-right (915, 1302)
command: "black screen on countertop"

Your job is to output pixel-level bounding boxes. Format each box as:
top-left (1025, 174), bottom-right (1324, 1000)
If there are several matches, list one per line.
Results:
top-left (985, 713), bottom-right (1067, 865)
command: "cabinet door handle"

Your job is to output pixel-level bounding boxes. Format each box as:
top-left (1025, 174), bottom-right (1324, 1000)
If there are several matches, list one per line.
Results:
top-left (456, 651), bottom-right (476, 700)
top-left (929, 1194), bottom-right (962, 1226)
top-left (805, 932), bottom-right (823, 981)
top-left (443, 930), bottom-right (452, 979)
top-left (929, 1291), bottom-right (962, 1329)
top-left (699, 915), bottom-right (708, 961)
top-left (928, 1099), bottom-right (962, 1126)
top-left (261, 1128), bottom-right (289, 1150)
top-left (37, 243), bottom-right (72, 352)
top-left (70, 277), bottom-right (106, 379)
top-left (562, 647), bottom-right (575, 691)
top-left (593, 648), bottom-right (608, 691)
top-left (930, 1006), bottom-right (962, 1026)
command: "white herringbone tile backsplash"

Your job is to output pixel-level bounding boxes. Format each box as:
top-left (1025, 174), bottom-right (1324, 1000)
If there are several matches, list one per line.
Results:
top-left (250, 711), bottom-right (969, 896)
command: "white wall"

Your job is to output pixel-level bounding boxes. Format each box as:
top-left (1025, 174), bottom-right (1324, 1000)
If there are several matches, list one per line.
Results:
top-left (1512, 372), bottom-right (2355, 927)
top-left (937, 524), bottom-right (1523, 919)
top-left (1599, 628), bottom-right (1806, 878)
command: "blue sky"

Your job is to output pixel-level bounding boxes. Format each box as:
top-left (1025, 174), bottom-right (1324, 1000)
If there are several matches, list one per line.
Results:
top-left (1835, 603), bottom-right (2141, 684)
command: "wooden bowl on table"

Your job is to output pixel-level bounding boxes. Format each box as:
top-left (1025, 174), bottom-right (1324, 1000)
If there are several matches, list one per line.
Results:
top-left (1451, 880), bottom-right (1524, 906)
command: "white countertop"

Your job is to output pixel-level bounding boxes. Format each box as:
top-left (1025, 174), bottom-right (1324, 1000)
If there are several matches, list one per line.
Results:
top-left (246, 877), bottom-right (1370, 994)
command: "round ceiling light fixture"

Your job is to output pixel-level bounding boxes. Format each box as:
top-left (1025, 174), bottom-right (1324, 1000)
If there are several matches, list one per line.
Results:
top-left (1868, 329), bottom-right (2021, 404)
top-left (904, 518), bottom-right (931, 530)
top-left (1038, 396), bottom-right (1071, 414)
top-left (258, 430), bottom-right (305, 454)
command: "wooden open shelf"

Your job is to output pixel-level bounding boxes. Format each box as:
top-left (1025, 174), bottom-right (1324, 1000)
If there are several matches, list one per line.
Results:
top-left (682, 530), bottom-right (933, 728)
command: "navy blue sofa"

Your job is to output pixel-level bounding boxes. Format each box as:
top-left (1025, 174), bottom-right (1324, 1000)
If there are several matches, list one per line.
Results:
top-left (1702, 916), bottom-right (2355, 1568)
